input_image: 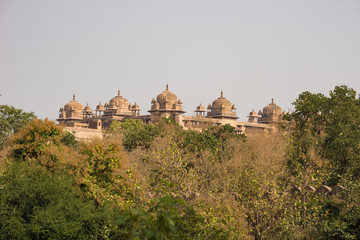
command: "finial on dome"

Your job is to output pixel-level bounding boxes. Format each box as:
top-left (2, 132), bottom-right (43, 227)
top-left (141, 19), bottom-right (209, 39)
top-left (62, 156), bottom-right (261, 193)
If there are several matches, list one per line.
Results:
top-left (73, 94), bottom-right (75, 100)
top-left (166, 84), bottom-right (168, 91)
top-left (118, 89), bottom-right (120, 96)
top-left (271, 98), bottom-right (274, 104)
top-left (221, 91), bottom-right (223, 98)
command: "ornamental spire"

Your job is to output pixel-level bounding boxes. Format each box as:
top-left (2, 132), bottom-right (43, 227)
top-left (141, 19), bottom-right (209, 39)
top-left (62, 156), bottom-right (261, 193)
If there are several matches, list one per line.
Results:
top-left (166, 84), bottom-right (169, 91)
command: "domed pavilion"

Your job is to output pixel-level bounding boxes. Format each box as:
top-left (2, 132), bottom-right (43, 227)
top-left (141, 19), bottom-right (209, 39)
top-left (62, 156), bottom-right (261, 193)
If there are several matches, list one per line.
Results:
top-left (103, 90), bottom-right (133, 116)
top-left (149, 84), bottom-right (185, 118)
top-left (207, 91), bottom-right (238, 119)
top-left (257, 98), bottom-right (283, 123)
top-left (58, 94), bottom-right (84, 121)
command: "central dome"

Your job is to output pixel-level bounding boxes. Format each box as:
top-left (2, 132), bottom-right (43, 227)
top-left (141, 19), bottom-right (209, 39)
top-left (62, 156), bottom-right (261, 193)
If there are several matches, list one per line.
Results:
top-left (104, 90), bottom-right (133, 116)
top-left (262, 98), bottom-right (282, 116)
top-left (108, 90), bottom-right (129, 109)
top-left (64, 94), bottom-right (83, 112)
top-left (59, 94), bottom-right (84, 120)
top-left (258, 98), bottom-right (283, 123)
top-left (149, 84), bottom-right (185, 117)
top-left (212, 91), bottom-right (232, 112)
top-left (156, 84), bottom-right (178, 107)
top-left (207, 91), bottom-right (238, 119)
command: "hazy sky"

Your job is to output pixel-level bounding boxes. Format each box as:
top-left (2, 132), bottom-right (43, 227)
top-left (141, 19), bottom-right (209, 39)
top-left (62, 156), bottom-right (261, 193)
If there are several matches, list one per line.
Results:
top-left (1, 0), bottom-right (359, 121)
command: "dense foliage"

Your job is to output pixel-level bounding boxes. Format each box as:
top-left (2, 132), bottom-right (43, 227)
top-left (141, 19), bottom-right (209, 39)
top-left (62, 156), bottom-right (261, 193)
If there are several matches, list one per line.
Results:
top-left (1, 85), bottom-right (360, 239)
top-left (0, 104), bottom-right (36, 150)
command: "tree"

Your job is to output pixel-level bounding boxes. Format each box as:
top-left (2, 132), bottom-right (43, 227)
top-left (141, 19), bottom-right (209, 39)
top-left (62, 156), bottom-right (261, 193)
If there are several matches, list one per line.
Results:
top-left (286, 85), bottom-right (360, 185)
top-left (108, 119), bottom-right (161, 151)
top-left (5, 119), bottom-right (136, 206)
top-left (113, 195), bottom-right (211, 240)
top-left (283, 85), bottom-right (360, 239)
top-left (0, 105), bottom-right (36, 150)
top-left (0, 161), bottom-right (114, 240)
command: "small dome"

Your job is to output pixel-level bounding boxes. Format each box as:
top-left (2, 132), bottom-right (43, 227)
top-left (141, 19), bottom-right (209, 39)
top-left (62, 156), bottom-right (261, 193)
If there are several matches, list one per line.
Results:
top-left (104, 102), bottom-right (109, 107)
top-left (129, 103), bottom-right (133, 108)
top-left (249, 109), bottom-right (257, 116)
top-left (178, 99), bottom-right (183, 105)
top-left (132, 102), bottom-right (140, 110)
top-left (263, 98), bottom-right (282, 115)
top-left (232, 104), bottom-right (237, 110)
top-left (207, 103), bottom-right (212, 110)
top-left (195, 103), bottom-right (206, 112)
top-left (151, 98), bottom-right (156, 104)
top-left (96, 102), bottom-right (105, 111)
top-left (64, 94), bottom-right (83, 112)
top-left (258, 109), bottom-right (262, 116)
top-left (84, 103), bottom-right (92, 112)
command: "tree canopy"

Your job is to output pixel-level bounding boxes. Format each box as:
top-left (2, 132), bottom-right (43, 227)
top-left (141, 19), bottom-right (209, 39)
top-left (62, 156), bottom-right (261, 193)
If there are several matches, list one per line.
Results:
top-left (0, 104), bottom-right (36, 149)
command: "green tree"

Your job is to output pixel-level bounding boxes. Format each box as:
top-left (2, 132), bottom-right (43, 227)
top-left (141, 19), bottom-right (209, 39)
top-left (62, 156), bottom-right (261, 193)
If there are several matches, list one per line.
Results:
top-left (109, 119), bottom-right (161, 151)
top-left (286, 85), bottom-right (360, 185)
top-left (0, 104), bottom-right (36, 150)
top-left (0, 161), bottom-right (113, 240)
top-left (113, 195), bottom-right (211, 240)
top-left (5, 119), bottom-right (136, 206)
top-left (80, 138), bottom-right (136, 205)
top-left (283, 85), bottom-right (360, 239)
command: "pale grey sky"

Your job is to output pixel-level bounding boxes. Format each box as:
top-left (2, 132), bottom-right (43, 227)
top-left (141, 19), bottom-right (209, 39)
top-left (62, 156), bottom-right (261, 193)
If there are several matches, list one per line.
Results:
top-left (1, 0), bottom-right (359, 121)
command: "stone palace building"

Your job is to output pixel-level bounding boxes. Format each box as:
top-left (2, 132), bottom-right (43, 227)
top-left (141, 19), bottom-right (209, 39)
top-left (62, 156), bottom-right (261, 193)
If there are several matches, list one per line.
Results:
top-left (57, 85), bottom-right (285, 138)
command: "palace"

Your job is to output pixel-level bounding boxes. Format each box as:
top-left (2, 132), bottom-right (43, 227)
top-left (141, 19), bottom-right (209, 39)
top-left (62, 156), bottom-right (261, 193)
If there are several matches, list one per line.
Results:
top-left (57, 85), bottom-right (285, 137)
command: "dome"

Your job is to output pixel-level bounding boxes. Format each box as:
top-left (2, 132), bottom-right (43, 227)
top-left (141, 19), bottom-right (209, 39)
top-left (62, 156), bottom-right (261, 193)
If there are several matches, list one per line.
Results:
top-left (207, 91), bottom-right (238, 119)
top-left (108, 90), bottom-right (129, 109)
top-left (64, 94), bottom-right (83, 112)
top-left (248, 109), bottom-right (258, 117)
top-left (195, 103), bottom-right (206, 112)
top-left (132, 102), bottom-right (140, 110)
top-left (84, 104), bottom-right (92, 113)
top-left (262, 98), bottom-right (282, 116)
top-left (258, 99), bottom-right (283, 123)
top-left (178, 99), bottom-right (183, 105)
top-left (211, 91), bottom-right (232, 113)
top-left (96, 102), bottom-right (104, 111)
top-left (156, 84), bottom-right (178, 107)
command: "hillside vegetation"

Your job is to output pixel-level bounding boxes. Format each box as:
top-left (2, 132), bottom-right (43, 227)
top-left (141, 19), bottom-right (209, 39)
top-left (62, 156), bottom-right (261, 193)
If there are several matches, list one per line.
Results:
top-left (1, 85), bottom-right (360, 240)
